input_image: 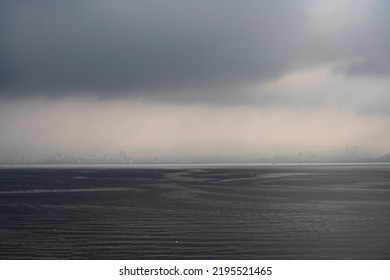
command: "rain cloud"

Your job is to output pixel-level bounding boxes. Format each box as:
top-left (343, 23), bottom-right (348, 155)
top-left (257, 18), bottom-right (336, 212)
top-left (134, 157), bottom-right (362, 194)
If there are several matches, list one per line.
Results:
top-left (1, 0), bottom-right (388, 102)
top-left (1, 0), bottom-right (390, 159)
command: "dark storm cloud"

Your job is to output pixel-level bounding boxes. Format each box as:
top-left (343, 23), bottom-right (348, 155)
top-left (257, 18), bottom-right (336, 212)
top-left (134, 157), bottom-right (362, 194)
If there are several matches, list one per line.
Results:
top-left (0, 0), bottom-right (389, 101)
top-left (0, 0), bottom-right (305, 99)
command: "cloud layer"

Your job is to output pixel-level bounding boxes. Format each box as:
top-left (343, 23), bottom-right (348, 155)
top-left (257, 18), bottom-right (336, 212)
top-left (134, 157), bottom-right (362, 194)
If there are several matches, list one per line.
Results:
top-left (1, 1), bottom-right (390, 159)
top-left (1, 0), bottom-right (389, 102)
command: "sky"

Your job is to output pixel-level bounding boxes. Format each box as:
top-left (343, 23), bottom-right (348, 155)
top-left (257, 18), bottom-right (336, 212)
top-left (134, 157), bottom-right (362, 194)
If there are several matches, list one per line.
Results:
top-left (0, 0), bottom-right (389, 159)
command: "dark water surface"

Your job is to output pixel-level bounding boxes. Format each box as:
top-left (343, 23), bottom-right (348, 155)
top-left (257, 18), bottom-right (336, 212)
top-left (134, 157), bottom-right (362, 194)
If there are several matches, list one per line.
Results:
top-left (0, 164), bottom-right (389, 259)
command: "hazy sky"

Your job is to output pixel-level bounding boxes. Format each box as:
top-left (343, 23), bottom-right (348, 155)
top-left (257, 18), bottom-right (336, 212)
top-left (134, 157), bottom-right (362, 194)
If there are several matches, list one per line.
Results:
top-left (1, 0), bottom-right (389, 158)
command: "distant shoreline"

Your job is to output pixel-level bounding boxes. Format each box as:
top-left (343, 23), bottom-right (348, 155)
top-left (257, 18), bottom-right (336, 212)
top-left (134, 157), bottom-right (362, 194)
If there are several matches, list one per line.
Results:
top-left (1, 162), bottom-right (390, 169)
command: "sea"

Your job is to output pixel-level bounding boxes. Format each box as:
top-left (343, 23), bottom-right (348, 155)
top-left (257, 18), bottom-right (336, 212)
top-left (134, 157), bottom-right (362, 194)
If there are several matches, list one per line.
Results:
top-left (0, 163), bottom-right (389, 259)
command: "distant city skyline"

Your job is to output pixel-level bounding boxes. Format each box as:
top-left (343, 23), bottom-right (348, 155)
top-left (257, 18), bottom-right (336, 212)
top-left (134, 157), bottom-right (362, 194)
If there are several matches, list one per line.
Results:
top-left (0, 143), bottom-right (385, 165)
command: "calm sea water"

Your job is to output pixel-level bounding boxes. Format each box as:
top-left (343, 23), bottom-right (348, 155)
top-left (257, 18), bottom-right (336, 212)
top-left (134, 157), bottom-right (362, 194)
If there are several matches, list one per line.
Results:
top-left (0, 164), bottom-right (389, 259)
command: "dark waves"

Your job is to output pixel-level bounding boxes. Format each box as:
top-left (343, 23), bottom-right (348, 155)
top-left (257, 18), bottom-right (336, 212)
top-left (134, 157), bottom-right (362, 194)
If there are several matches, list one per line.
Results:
top-left (0, 164), bottom-right (389, 259)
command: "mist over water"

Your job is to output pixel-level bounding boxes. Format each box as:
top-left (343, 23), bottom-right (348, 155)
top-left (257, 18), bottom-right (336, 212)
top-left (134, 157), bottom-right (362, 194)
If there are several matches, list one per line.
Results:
top-left (0, 164), bottom-right (389, 259)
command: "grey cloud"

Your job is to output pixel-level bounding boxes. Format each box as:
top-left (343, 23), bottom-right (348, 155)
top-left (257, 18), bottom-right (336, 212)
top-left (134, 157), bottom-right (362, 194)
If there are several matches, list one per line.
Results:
top-left (337, 59), bottom-right (390, 77)
top-left (335, 1), bottom-right (390, 78)
top-left (0, 0), bottom-right (307, 100)
top-left (0, 0), bottom-right (389, 102)
top-left (357, 92), bottom-right (390, 115)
